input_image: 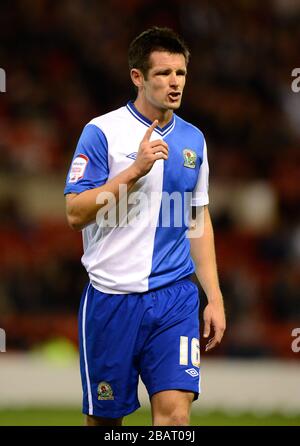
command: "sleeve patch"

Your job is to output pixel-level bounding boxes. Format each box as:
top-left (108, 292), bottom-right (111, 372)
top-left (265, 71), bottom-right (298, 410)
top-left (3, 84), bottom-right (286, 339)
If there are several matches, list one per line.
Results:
top-left (68, 154), bottom-right (89, 183)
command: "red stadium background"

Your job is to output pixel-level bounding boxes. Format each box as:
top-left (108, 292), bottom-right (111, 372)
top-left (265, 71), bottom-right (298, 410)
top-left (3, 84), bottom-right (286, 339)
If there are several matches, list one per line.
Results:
top-left (0, 0), bottom-right (299, 424)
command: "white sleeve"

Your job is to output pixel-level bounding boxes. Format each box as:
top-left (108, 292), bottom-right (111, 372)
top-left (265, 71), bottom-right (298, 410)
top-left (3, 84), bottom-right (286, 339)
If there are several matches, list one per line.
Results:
top-left (191, 139), bottom-right (209, 206)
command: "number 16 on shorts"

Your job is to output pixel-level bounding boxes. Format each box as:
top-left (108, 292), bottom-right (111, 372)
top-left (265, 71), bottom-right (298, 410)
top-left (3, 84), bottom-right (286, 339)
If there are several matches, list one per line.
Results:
top-left (179, 336), bottom-right (200, 367)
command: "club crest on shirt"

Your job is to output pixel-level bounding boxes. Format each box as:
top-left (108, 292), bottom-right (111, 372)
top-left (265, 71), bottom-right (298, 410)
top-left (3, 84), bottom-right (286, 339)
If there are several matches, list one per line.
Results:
top-left (97, 381), bottom-right (114, 400)
top-left (183, 148), bottom-right (197, 169)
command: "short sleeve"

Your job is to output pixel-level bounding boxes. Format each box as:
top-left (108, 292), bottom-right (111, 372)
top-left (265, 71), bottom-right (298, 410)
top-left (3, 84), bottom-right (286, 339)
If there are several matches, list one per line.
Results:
top-left (64, 124), bottom-right (109, 195)
top-left (191, 138), bottom-right (209, 206)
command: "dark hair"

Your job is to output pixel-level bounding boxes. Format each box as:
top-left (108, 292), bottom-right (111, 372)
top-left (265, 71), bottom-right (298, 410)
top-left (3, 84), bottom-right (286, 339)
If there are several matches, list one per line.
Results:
top-left (128, 27), bottom-right (190, 78)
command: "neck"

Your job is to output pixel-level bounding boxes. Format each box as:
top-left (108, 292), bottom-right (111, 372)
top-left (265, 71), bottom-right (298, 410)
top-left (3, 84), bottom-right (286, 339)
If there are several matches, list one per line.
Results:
top-left (133, 97), bottom-right (173, 128)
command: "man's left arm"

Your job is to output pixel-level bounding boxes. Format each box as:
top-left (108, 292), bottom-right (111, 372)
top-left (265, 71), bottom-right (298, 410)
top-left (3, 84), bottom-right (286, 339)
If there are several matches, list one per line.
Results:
top-left (189, 205), bottom-right (226, 351)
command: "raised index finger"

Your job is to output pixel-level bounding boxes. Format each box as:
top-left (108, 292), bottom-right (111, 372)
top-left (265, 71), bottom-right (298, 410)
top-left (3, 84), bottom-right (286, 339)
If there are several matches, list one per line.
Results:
top-left (142, 119), bottom-right (158, 142)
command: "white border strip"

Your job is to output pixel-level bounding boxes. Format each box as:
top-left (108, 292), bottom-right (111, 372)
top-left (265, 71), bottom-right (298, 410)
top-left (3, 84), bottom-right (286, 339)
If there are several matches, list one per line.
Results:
top-left (0, 358), bottom-right (300, 413)
top-left (82, 283), bottom-right (93, 415)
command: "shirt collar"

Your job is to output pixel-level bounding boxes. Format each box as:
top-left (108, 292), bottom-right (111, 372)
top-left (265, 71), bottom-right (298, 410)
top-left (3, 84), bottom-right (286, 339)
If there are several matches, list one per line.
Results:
top-left (126, 100), bottom-right (176, 138)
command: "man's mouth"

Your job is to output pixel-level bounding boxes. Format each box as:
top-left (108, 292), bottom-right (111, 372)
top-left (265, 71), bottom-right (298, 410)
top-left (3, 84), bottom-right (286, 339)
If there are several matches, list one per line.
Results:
top-left (168, 92), bottom-right (181, 101)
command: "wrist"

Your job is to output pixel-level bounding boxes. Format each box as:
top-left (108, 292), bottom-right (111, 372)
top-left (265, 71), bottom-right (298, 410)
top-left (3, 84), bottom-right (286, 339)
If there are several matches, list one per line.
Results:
top-left (206, 290), bottom-right (223, 305)
top-left (127, 163), bottom-right (143, 180)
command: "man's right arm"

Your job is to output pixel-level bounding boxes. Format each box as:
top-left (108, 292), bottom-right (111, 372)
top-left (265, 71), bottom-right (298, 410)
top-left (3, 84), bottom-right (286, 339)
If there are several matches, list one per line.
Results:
top-left (66, 119), bottom-right (168, 231)
top-left (66, 164), bottom-right (142, 231)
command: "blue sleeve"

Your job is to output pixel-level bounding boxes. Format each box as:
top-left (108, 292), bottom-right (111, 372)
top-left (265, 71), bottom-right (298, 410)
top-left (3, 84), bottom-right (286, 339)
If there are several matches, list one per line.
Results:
top-left (64, 124), bottom-right (109, 195)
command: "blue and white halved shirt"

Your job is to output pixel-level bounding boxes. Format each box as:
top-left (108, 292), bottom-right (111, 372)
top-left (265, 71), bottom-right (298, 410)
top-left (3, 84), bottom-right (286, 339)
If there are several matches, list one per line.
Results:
top-left (64, 101), bottom-right (209, 294)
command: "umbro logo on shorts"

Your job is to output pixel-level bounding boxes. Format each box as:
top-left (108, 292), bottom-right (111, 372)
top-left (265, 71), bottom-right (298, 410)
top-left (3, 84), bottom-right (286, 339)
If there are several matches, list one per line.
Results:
top-left (185, 368), bottom-right (199, 377)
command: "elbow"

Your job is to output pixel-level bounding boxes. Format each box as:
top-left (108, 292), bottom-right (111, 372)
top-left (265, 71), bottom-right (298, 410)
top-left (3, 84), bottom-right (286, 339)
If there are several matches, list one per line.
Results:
top-left (66, 213), bottom-right (84, 232)
top-left (65, 194), bottom-right (85, 231)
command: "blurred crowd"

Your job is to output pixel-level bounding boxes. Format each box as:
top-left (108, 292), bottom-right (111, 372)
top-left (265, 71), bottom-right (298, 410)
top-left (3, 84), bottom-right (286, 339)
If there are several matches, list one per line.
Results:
top-left (0, 0), bottom-right (299, 358)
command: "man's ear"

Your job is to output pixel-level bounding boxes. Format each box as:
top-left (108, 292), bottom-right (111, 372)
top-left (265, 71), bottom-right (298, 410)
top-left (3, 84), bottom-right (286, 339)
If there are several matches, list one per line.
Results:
top-left (130, 68), bottom-right (144, 89)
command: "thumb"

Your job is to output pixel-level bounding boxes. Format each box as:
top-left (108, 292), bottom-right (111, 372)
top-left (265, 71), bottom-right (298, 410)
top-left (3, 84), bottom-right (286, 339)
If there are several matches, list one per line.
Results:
top-left (203, 319), bottom-right (211, 338)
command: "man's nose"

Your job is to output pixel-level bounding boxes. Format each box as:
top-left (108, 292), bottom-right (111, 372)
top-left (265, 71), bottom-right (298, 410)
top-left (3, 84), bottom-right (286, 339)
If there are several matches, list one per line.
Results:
top-left (169, 72), bottom-right (179, 87)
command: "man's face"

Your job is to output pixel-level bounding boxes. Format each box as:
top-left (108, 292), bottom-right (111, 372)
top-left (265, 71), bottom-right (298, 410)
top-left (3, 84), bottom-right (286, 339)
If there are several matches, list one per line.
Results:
top-left (142, 51), bottom-right (187, 111)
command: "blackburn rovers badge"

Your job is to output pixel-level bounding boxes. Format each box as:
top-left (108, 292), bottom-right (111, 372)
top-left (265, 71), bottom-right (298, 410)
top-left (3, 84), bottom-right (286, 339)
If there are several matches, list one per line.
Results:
top-left (97, 381), bottom-right (114, 400)
top-left (183, 149), bottom-right (197, 168)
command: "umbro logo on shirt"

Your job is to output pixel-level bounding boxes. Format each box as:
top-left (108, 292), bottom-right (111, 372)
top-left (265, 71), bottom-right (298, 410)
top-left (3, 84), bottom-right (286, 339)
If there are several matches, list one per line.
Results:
top-left (126, 152), bottom-right (138, 160)
top-left (185, 368), bottom-right (199, 377)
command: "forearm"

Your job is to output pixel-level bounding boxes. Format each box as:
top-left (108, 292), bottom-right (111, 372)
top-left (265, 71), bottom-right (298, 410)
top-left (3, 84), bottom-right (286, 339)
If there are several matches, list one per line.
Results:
top-left (66, 165), bottom-right (141, 231)
top-left (190, 206), bottom-right (226, 349)
top-left (190, 206), bottom-right (223, 303)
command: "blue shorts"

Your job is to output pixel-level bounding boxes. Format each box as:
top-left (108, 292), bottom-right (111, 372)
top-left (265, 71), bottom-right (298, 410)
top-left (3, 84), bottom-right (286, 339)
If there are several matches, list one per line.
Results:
top-left (78, 277), bottom-right (201, 418)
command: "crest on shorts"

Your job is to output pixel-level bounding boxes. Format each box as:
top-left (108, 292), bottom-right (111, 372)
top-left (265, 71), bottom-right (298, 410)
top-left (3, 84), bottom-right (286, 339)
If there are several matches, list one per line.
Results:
top-left (183, 149), bottom-right (197, 169)
top-left (97, 381), bottom-right (114, 400)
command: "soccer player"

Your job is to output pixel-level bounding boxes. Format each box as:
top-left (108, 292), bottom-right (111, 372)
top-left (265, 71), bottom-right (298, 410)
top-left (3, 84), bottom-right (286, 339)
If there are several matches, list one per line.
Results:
top-left (64, 27), bottom-right (226, 426)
